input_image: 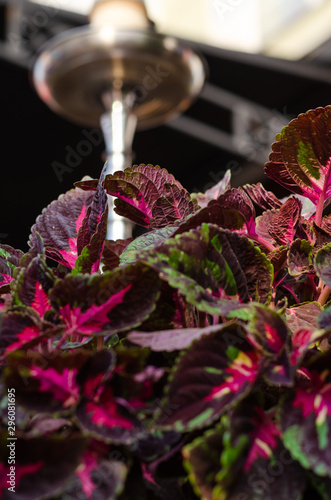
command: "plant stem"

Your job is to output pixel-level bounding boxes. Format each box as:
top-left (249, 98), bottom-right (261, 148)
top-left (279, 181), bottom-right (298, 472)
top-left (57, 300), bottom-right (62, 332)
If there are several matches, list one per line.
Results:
top-left (307, 274), bottom-right (318, 298)
top-left (315, 195), bottom-right (325, 227)
top-left (248, 234), bottom-right (276, 253)
top-left (212, 314), bottom-right (219, 325)
top-left (177, 295), bottom-right (188, 328)
top-left (198, 311), bottom-right (207, 328)
top-left (97, 337), bottom-right (104, 350)
top-left (317, 285), bottom-right (331, 306)
top-left (53, 332), bottom-right (70, 352)
top-left (282, 284), bottom-right (300, 304)
top-left (315, 168), bottom-right (329, 226)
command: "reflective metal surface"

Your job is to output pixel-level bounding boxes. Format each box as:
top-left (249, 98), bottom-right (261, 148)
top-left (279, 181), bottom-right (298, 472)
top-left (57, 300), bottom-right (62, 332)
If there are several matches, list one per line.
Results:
top-left (32, 25), bottom-right (206, 130)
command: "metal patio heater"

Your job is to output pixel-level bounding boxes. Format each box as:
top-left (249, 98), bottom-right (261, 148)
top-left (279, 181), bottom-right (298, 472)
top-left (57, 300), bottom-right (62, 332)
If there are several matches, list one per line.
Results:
top-left (32, 0), bottom-right (206, 240)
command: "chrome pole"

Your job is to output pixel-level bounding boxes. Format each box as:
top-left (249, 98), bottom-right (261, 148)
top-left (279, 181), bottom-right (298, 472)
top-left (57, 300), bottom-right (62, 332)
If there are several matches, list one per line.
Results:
top-left (100, 90), bottom-right (137, 240)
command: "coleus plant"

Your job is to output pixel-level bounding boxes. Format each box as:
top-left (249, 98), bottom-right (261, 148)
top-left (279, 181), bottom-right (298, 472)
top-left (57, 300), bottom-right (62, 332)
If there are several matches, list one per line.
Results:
top-left (1, 106), bottom-right (331, 500)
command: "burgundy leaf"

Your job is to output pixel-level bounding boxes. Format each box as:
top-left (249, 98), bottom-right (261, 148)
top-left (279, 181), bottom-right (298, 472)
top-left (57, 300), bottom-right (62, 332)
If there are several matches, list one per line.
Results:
top-left (265, 106), bottom-right (331, 226)
top-left (217, 187), bottom-right (256, 233)
top-left (24, 415), bottom-right (73, 438)
top-left (102, 237), bottom-right (134, 271)
top-left (74, 167), bottom-right (109, 273)
top-left (267, 246), bottom-right (288, 277)
top-left (174, 203), bottom-right (246, 235)
top-left (244, 182), bottom-right (283, 211)
top-left (29, 365), bottom-right (80, 408)
top-left (315, 242), bottom-right (331, 288)
top-left (265, 135), bottom-right (306, 196)
top-left (193, 169), bottom-right (231, 208)
top-left (268, 197), bottom-right (302, 245)
top-left (246, 305), bottom-right (289, 357)
top-left (74, 179), bottom-right (99, 191)
top-left (128, 323), bottom-right (234, 352)
top-left (287, 239), bottom-right (314, 276)
top-left (321, 214), bottom-right (331, 234)
top-left (255, 210), bottom-right (278, 242)
top-left (0, 274), bottom-right (13, 293)
top-left (103, 164), bottom-right (197, 229)
top-left (29, 185), bottom-right (95, 269)
top-left (286, 302), bottom-right (322, 334)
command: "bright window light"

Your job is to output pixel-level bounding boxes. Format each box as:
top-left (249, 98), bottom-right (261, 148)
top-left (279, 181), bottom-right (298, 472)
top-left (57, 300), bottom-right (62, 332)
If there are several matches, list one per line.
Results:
top-left (28, 0), bottom-right (331, 60)
top-left (29, 0), bottom-right (95, 16)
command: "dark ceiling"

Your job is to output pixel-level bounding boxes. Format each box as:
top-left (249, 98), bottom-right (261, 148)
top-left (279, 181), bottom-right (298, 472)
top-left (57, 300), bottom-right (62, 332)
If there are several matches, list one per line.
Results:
top-left (2, 2), bottom-right (331, 251)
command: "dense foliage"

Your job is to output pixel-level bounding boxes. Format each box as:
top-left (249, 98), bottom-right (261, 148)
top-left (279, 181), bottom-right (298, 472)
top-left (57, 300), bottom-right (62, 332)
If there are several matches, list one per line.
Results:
top-left (1, 106), bottom-right (331, 499)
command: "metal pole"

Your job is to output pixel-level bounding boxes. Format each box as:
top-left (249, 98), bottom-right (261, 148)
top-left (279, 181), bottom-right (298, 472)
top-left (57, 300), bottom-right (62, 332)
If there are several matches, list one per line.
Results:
top-left (100, 89), bottom-right (137, 240)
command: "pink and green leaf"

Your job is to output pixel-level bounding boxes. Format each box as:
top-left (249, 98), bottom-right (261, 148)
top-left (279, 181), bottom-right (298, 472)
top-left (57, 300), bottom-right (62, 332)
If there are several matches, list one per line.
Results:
top-left (143, 224), bottom-right (273, 315)
top-left (76, 166), bottom-right (108, 252)
top-left (0, 245), bottom-right (24, 271)
top-left (0, 311), bottom-right (44, 356)
top-left (245, 305), bottom-right (293, 386)
top-left (0, 245), bottom-right (24, 293)
top-left (75, 384), bottom-right (143, 445)
top-left (183, 403), bottom-right (305, 500)
top-left (68, 449), bottom-right (127, 500)
top-left (3, 350), bottom-right (91, 413)
top-left (73, 207), bottom-right (108, 275)
top-left (154, 323), bottom-right (262, 432)
top-left (246, 305), bottom-right (289, 356)
top-left (290, 329), bottom-right (330, 368)
top-left (74, 167), bottom-right (109, 274)
top-left (0, 432), bottom-right (87, 500)
top-left (10, 255), bottom-right (54, 314)
top-left (78, 349), bottom-right (116, 400)
top-left (279, 352), bottom-right (331, 477)
top-left (119, 227), bottom-right (177, 266)
top-left (50, 263), bottom-right (161, 336)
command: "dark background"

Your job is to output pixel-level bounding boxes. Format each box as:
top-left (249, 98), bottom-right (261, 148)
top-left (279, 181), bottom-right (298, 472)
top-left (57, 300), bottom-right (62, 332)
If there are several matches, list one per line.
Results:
top-left (2, 2), bottom-right (331, 251)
